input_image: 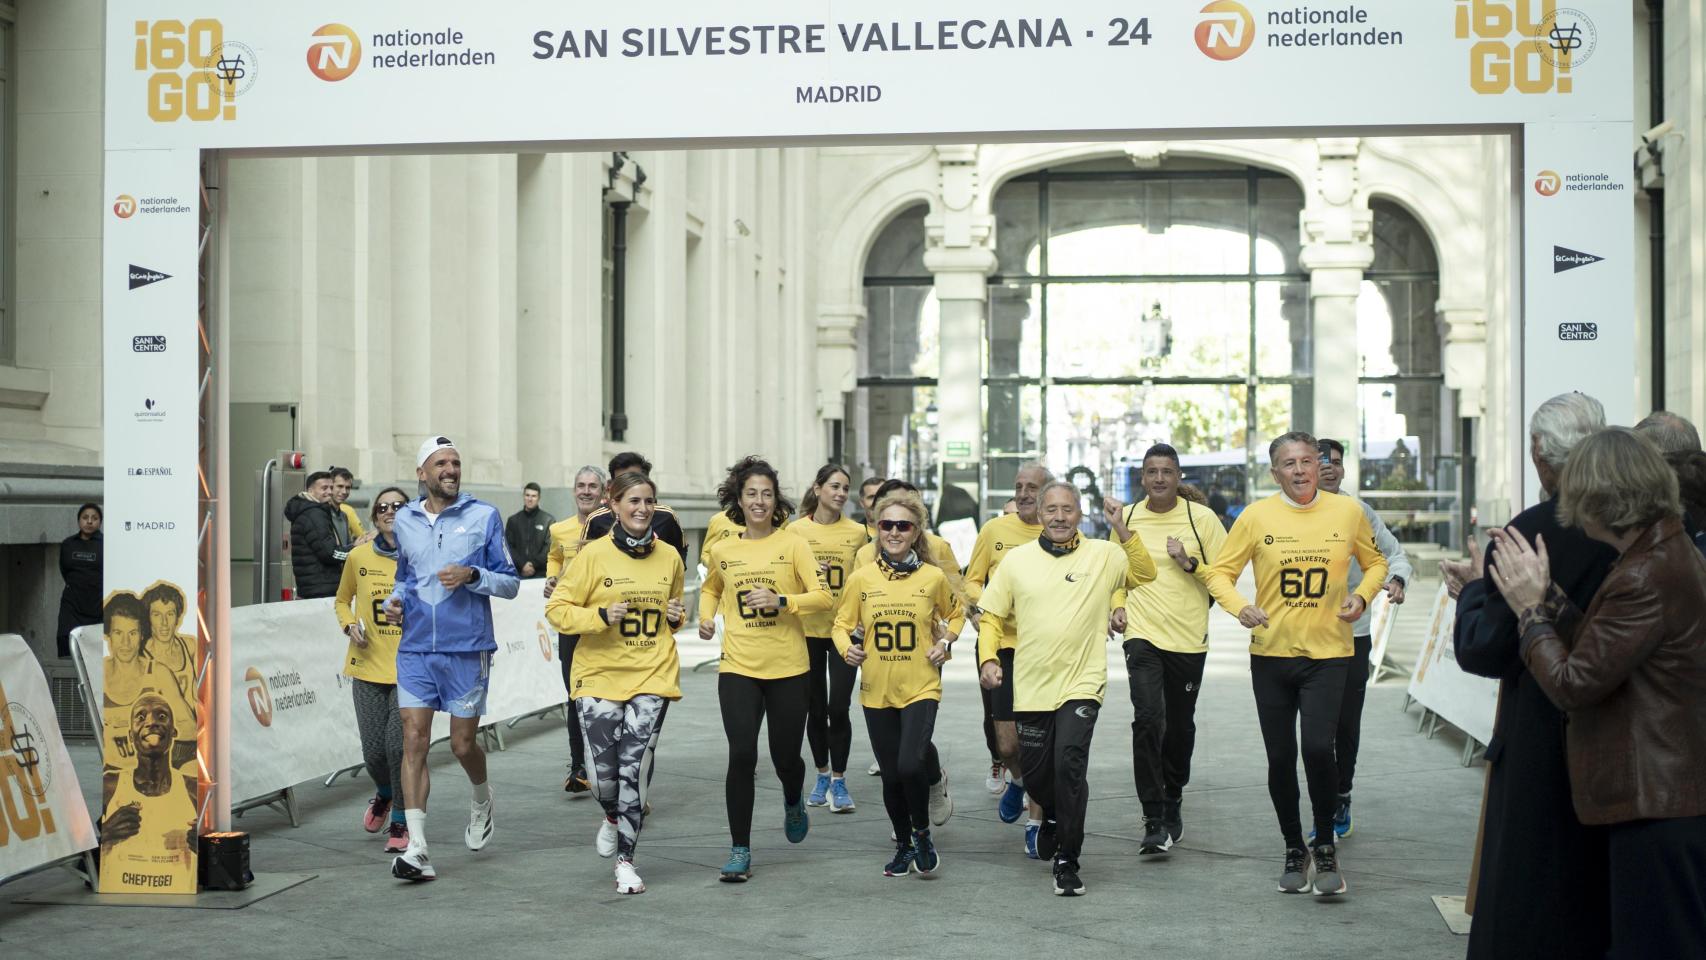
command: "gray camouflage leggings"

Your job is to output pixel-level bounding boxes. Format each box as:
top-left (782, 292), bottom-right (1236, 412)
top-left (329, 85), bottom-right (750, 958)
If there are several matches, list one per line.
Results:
top-left (351, 679), bottom-right (404, 808)
top-left (575, 695), bottom-right (669, 860)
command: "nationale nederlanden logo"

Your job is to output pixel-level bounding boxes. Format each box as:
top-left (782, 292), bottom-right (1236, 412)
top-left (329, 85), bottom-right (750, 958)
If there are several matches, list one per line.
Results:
top-left (1196, 1), bottom-right (1255, 61)
top-left (113, 195), bottom-right (137, 219)
top-left (308, 24), bottom-right (362, 82)
top-left (1534, 170), bottom-right (1561, 196)
top-left (244, 667), bottom-right (274, 727)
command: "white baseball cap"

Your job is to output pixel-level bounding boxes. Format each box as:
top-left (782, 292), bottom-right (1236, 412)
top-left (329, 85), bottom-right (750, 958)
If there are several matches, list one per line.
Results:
top-left (417, 435), bottom-right (457, 468)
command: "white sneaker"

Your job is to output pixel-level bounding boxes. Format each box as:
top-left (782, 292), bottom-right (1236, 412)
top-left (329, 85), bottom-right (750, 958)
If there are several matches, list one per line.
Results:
top-left (465, 794), bottom-right (494, 851)
top-left (985, 763), bottom-right (1005, 794)
top-left (597, 816), bottom-right (619, 858)
top-left (929, 772), bottom-right (954, 826)
top-left (391, 847), bottom-right (436, 882)
top-left (615, 858), bottom-right (646, 895)
top-left (866, 759), bottom-right (881, 776)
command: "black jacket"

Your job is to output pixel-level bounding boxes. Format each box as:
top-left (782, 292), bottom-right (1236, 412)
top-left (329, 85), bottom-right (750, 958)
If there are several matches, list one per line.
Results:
top-left (504, 507), bottom-right (556, 578)
top-left (285, 493), bottom-right (347, 599)
top-left (1454, 497), bottom-right (1616, 960)
top-left (58, 532), bottom-right (104, 619)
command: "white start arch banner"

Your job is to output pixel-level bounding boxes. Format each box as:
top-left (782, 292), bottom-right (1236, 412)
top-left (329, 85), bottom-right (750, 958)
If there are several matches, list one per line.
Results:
top-left (98, 0), bottom-right (1633, 888)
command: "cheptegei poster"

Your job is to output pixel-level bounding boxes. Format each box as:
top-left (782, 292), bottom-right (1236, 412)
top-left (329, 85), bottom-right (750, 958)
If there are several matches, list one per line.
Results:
top-left (98, 586), bottom-right (200, 894)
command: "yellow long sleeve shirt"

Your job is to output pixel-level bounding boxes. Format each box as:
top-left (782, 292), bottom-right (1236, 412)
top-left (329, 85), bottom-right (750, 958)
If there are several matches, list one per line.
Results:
top-left (833, 562), bottom-right (965, 708)
top-left (963, 513), bottom-right (1045, 651)
top-left (700, 509), bottom-right (793, 569)
top-left (1111, 499), bottom-right (1228, 653)
top-left (700, 532), bottom-right (832, 679)
top-left (340, 503), bottom-right (366, 540)
top-left (788, 515), bottom-right (870, 638)
top-left (545, 537), bottom-right (685, 701)
top-left (334, 541), bottom-right (402, 684)
top-left (544, 513), bottom-right (590, 580)
top-left (1203, 492), bottom-right (1389, 659)
top-left (976, 534), bottom-right (1156, 712)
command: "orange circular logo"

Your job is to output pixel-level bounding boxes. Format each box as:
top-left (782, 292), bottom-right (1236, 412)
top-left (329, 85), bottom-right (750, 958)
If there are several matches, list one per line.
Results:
top-left (243, 666), bottom-right (273, 727)
top-left (113, 195), bottom-right (137, 218)
top-left (307, 24), bottom-right (361, 82)
top-left (1534, 170), bottom-right (1562, 197)
top-left (1196, 1), bottom-right (1255, 61)
top-left (537, 621), bottom-right (553, 662)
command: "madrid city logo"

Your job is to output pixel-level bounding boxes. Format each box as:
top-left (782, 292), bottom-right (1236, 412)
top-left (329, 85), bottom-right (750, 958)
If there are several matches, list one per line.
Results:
top-left (1196, 1), bottom-right (1254, 61)
top-left (308, 24), bottom-right (362, 81)
top-left (129, 265), bottom-right (172, 290)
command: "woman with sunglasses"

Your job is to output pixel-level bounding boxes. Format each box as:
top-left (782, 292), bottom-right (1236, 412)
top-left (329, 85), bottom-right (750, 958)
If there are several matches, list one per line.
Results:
top-left (546, 470), bottom-right (686, 895)
top-left (698, 456), bottom-right (831, 881)
top-left (836, 489), bottom-right (963, 876)
top-left (334, 486), bottom-right (413, 853)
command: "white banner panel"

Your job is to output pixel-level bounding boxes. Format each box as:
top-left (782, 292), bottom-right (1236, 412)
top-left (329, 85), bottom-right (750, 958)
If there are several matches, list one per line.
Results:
top-left (0, 635), bottom-right (98, 882)
top-left (82, 594), bottom-right (571, 806)
top-left (105, 1), bottom-right (1629, 151)
top-left (1407, 585), bottom-right (1498, 746)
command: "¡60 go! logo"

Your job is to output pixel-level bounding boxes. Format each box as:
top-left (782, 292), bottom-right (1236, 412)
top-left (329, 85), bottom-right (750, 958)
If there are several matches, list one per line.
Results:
top-left (1456, 0), bottom-right (1593, 96)
top-left (135, 19), bottom-right (249, 123)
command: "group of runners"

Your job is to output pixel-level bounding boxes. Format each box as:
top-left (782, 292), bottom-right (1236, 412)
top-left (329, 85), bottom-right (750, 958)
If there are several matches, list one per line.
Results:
top-left (332, 429), bottom-right (1409, 898)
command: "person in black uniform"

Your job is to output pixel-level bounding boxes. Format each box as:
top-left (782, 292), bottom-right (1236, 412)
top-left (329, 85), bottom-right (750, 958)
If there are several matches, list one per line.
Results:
top-left (581, 453), bottom-right (687, 560)
top-left (56, 503), bottom-right (104, 656)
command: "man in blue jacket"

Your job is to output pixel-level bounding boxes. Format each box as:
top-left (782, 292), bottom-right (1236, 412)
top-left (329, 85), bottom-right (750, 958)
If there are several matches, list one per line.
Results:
top-left (382, 436), bottom-right (519, 882)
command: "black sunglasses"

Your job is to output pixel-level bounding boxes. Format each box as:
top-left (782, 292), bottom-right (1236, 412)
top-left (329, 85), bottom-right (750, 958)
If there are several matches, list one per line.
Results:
top-left (374, 501), bottom-right (406, 514)
top-left (877, 519), bottom-right (917, 533)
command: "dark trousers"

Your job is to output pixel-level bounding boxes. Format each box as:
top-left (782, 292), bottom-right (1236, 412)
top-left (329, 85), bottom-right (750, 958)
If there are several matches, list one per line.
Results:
top-left (1017, 700), bottom-right (1100, 863)
top-left (718, 671), bottom-right (810, 847)
top-left (558, 634), bottom-right (586, 771)
top-left (1334, 635), bottom-right (1372, 795)
top-left (980, 685), bottom-right (1000, 765)
top-left (805, 636), bottom-right (857, 773)
top-left (1608, 815), bottom-right (1706, 960)
top-left (1250, 655), bottom-right (1347, 848)
top-left (1124, 638), bottom-right (1207, 817)
top-left (864, 700), bottom-right (941, 838)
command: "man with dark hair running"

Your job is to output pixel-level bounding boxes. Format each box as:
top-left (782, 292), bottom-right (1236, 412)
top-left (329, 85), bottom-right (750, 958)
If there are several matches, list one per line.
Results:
top-left (382, 436), bottom-right (519, 881)
top-left (584, 452), bottom-right (687, 560)
top-left (1204, 431), bottom-right (1386, 898)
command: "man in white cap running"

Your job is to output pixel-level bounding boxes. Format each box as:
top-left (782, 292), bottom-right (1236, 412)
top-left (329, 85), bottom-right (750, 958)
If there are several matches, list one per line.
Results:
top-left (382, 436), bottom-right (520, 881)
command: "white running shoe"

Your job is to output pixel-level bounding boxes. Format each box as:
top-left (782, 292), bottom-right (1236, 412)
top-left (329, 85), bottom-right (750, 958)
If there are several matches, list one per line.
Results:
top-left (985, 763), bottom-right (1005, 794)
top-left (391, 848), bottom-right (436, 882)
top-left (597, 816), bottom-right (619, 858)
top-left (465, 794), bottom-right (495, 851)
top-left (615, 858), bottom-right (646, 895)
top-left (866, 759), bottom-right (881, 776)
top-left (929, 771), bottom-right (954, 825)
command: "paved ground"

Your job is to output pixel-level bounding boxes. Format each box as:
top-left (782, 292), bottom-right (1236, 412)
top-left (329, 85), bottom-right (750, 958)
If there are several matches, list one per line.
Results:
top-left (1, 572), bottom-right (1479, 960)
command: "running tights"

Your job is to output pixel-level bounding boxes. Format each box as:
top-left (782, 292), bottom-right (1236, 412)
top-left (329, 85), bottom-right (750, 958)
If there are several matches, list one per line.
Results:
top-left (718, 671), bottom-right (809, 847)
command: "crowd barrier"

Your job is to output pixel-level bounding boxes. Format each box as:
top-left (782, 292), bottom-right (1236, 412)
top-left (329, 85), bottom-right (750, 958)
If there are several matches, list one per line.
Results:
top-left (0, 634), bottom-right (97, 887)
top-left (1406, 585), bottom-right (1499, 764)
top-left (74, 589), bottom-right (569, 817)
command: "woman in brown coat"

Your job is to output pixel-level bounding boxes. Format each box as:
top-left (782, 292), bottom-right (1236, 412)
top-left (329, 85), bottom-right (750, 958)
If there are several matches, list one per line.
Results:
top-left (1489, 426), bottom-right (1706, 960)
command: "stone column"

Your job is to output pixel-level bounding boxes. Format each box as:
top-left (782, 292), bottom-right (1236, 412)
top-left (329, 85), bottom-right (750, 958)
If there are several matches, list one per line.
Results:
top-left (1300, 138), bottom-right (1374, 489)
top-left (922, 145), bottom-right (995, 512)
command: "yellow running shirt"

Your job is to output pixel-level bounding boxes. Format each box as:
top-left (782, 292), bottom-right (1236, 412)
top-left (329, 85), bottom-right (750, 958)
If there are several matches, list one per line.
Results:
top-left (852, 532), bottom-right (964, 596)
top-left (1204, 492), bottom-right (1388, 660)
top-left (787, 515), bottom-right (869, 639)
top-left (964, 513), bottom-right (1045, 651)
top-left (700, 532), bottom-right (831, 679)
top-left (833, 561), bottom-right (964, 709)
top-left (976, 535), bottom-right (1156, 712)
top-left (334, 540), bottom-right (402, 684)
top-left (544, 513), bottom-right (589, 580)
top-left (545, 537), bottom-right (685, 701)
top-left (1111, 500), bottom-right (1227, 654)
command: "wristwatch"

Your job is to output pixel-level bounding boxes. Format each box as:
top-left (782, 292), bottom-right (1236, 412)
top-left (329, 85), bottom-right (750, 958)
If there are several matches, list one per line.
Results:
top-left (777, 595), bottom-right (789, 609)
top-left (467, 566), bottom-right (481, 585)
top-left (1390, 575), bottom-right (1406, 588)
top-left (1185, 557), bottom-right (1200, 573)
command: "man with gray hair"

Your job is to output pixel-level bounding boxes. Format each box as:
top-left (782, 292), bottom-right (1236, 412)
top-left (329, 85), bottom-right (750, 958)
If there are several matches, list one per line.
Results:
top-left (1634, 410), bottom-right (1702, 455)
top-left (1452, 392), bottom-right (1616, 960)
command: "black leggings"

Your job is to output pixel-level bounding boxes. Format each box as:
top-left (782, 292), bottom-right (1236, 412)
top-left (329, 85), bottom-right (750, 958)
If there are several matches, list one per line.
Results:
top-left (558, 634), bottom-right (587, 771)
top-left (864, 700), bottom-right (941, 838)
top-left (806, 636), bottom-right (857, 773)
top-left (1334, 635), bottom-right (1372, 795)
top-left (1250, 654), bottom-right (1348, 848)
top-left (1124, 638), bottom-right (1207, 816)
top-left (718, 671), bottom-right (810, 847)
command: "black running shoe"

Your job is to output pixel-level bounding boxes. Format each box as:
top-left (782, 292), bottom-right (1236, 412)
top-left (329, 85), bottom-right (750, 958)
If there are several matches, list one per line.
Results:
top-left (912, 829), bottom-right (940, 876)
top-left (1139, 817), bottom-right (1173, 856)
top-left (883, 841), bottom-right (917, 877)
top-left (1052, 858), bottom-right (1085, 897)
top-left (564, 765), bottom-right (591, 795)
top-left (1277, 846), bottom-right (1310, 894)
top-left (1035, 819), bottom-right (1059, 861)
top-left (1311, 843), bottom-right (1346, 896)
top-left (1162, 799), bottom-right (1184, 844)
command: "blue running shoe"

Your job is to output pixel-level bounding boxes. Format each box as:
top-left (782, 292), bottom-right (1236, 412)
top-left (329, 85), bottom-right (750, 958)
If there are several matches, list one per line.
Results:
top-left (1332, 795), bottom-right (1353, 839)
top-left (998, 781), bottom-right (1026, 824)
top-left (828, 777), bottom-right (856, 813)
top-left (883, 840), bottom-right (916, 877)
top-left (784, 798), bottom-right (810, 843)
top-left (807, 773), bottom-right (831, 807)
top-left (912, 829), bottom-right (940, 876)
top-left (719, 845), bottom-right (752, 883)
top-left (1024, 821), bottom-right (1041, 859)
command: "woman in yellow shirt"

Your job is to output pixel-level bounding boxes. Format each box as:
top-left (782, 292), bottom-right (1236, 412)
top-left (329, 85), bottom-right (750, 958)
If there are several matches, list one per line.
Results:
top-left (792, 463), bottom-right (869, 812)
top-left (698, 456), bottom-right (831, 882)
top-left (545, 471), bottom-right (686, 896)
top-left (334, 486), bottom-right (411, 853)
top-left (835, 489), bottom-right (962, 877)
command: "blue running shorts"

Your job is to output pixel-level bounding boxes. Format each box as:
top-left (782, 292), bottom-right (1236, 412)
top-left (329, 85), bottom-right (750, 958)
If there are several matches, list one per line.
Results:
top-left (397, 649), bottom-right (491, 718)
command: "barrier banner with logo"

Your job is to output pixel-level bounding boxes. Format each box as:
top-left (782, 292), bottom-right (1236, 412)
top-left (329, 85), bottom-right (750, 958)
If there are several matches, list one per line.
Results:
top-left (1407, 585), bottom-right (1498, 746)
top-left (0, 635), bottom-right (98, 884)
top-left (81, 592), bottom-right (568, 807)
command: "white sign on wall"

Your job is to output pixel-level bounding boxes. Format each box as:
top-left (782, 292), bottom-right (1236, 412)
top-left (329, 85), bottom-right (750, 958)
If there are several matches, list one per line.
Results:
top-left (0, 635), bottom-right (98, 882)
